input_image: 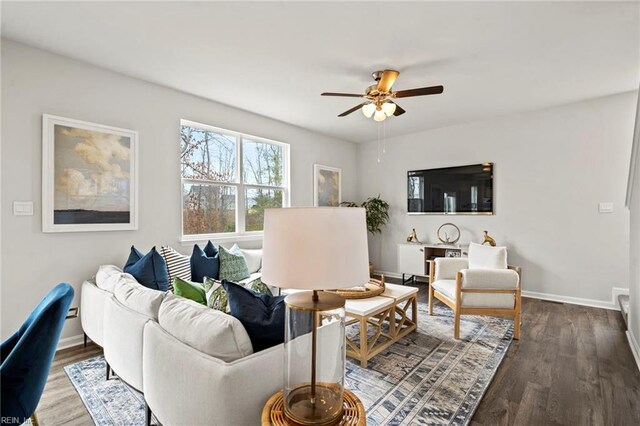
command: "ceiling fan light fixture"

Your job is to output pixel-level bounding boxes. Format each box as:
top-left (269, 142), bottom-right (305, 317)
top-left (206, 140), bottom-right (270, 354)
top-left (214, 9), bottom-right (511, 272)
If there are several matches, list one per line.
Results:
top-left (373, 109), bottom-right (387, 122)
top-left (382, 102), bottom-right (397, 117)
top-left (362, 103), bottom-right (376, 118)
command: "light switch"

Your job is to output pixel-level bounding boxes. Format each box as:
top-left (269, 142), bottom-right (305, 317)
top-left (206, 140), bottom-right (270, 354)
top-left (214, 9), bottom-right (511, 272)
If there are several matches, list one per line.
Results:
top-left (599, 202), bottom-right (614, 213)
top-left (13, 201), bottom-right (34, 216)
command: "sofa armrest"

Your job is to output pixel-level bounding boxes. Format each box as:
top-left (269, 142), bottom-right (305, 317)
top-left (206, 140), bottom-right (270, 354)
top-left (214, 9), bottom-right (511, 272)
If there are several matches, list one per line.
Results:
top-left (434, 257), bottom-right (469, 280)
top-left (460, 268), bottom-right (519, 290)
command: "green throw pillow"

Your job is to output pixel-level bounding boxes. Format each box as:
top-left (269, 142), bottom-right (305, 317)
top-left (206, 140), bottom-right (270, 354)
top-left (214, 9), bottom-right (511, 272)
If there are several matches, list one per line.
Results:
top-left (245, 277), bottom-right (273, 296)
top-left (205, 277), bottom-right (229, 312)
top-left (173, 277), bottom-right (207, 305)
top-left (218, 244), bottom-right (250, 282)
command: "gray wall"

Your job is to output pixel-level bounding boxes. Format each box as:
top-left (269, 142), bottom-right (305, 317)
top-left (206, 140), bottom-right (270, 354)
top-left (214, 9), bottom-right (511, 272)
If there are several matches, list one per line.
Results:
top-left (1, 40), bottom-right (358, 342)
top-left (357, 92), bottom-right (636, 305)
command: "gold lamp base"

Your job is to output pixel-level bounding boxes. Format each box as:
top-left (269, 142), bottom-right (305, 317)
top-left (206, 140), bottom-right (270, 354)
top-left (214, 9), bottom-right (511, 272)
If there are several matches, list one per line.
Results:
top-left (284, 383), bottom-right (344, 426)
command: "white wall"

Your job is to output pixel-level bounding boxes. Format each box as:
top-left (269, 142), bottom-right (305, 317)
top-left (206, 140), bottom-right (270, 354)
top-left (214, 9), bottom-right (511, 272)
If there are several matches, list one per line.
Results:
top-left (627, 90), bottom-right (640, 366)
top-left (0, 40), bottom-right (357, 342)
top-left (358, 92), bottom-right (636, 306)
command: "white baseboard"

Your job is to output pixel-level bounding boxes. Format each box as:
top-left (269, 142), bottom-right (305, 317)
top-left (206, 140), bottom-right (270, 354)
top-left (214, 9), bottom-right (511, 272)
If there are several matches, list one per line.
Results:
top-left (380, 269), bottom-right (623, 311)
top-left (375, 270), bottom-right (429, 281)
top-left (57, 334), bottom-right (86, 351)
top-left (626, 330), bottom-right (640, 372)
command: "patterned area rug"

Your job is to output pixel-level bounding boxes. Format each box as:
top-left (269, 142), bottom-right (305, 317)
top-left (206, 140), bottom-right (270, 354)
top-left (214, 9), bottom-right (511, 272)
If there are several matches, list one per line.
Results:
top-left (64, 301), bottom-right (512, 426)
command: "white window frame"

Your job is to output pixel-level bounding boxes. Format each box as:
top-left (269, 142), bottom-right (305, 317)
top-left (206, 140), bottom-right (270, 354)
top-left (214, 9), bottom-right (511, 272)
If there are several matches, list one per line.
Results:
top-left (180, 119), bottom-right (290, 243)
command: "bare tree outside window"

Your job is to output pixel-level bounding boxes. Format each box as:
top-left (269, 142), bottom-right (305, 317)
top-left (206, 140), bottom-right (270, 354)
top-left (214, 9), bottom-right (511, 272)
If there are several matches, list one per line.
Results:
top-left (180, 121), bottom-right (288, 237)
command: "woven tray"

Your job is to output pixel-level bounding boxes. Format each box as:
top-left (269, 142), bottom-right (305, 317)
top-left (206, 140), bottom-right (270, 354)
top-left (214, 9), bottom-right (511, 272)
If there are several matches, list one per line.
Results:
top-left (327, 276), bottom-right (385, 299)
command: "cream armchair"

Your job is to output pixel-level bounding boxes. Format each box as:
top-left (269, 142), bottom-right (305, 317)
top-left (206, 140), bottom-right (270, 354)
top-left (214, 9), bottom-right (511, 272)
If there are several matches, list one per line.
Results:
top-left (428, 257), bottom-right (521, 340)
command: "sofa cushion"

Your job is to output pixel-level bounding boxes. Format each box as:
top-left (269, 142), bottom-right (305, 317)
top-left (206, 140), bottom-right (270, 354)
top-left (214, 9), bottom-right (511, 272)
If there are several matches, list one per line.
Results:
top-left (158, 293), bottom-right (253, 362)
top-left (95, 265), bottom-right (126, 293)
top-left (219, 245), bottom-right (250, 282)
top-left (114, 279), bottom-right (166, 320)
top-left (468, 242), bottom-right (507, 270)
top-left (160, 246), bottom-right (191, 290)
top-left (173, 277), bottom-right (207, 305)
top-left (205, 278), bottom-right (229, 312)
top-left (223, 280), bottom-right (285, 352)
top-left (240, 248), bottom-right (262, 274)
top-left (124, 246), bottom-right (169, 291)
top-left (190, 242), bottom-right (219, 282)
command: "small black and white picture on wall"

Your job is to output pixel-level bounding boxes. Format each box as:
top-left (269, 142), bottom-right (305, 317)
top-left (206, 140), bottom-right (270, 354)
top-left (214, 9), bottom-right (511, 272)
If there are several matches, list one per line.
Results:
top-left (42, 115), bottom-right (138, 232)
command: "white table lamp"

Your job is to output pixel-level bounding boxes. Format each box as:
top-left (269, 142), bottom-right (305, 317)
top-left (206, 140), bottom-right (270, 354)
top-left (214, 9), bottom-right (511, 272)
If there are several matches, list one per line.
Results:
top-left (262, 207), bottom-right (370, 426)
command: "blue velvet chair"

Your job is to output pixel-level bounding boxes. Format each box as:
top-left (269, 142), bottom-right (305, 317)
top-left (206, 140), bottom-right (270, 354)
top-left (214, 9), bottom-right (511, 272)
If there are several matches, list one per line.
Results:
top-left (1, 283), bottom-right (74, 426)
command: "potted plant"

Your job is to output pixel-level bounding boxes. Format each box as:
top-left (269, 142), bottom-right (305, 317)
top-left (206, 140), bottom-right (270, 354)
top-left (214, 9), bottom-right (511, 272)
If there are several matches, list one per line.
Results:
top-left (340, 195), bottom-right (390, 275)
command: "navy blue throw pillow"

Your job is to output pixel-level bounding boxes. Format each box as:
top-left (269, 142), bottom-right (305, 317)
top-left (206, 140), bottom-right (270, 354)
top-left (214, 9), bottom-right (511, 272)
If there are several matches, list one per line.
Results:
top-left (223, 280), bottom-right (286, 352)
top-left (191, 242), bottom-right (220, 282)
top-left (123, 246), bottom-right (169, 291)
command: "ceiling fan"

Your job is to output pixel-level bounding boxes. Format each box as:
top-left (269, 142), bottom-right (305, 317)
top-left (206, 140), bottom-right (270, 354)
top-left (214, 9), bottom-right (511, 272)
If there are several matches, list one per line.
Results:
top-left (321, 69), bottom-right (444, 122)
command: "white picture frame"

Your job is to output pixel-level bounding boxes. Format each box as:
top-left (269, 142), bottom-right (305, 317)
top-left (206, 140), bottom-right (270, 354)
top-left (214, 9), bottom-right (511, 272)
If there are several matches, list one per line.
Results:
top-left (42, 114), bottom-right (139, 232)
top-left (313, 164), bottom-right (342, 207)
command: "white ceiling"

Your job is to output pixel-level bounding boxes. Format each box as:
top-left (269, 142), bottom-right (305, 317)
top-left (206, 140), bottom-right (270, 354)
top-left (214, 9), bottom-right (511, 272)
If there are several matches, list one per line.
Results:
top-left (2, 1), bottom-right (639, 143)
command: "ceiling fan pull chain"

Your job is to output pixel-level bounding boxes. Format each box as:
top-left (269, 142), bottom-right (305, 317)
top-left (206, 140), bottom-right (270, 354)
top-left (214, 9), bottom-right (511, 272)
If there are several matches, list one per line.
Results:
top-left (377, 122), bottom-right (381, 163)
top-left (383, 120), bottom-right (387, 154)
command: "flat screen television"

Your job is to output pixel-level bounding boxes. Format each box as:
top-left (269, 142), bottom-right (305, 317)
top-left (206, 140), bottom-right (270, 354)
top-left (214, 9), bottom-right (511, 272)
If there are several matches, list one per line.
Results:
top-left (407, 163), bottom-right (493, 214)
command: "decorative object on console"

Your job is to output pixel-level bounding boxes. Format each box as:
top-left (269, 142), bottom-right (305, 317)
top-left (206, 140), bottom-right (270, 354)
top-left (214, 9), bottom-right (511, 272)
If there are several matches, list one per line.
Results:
top-left (320, 69), bottom-right (444, 123)
top-left (42, 114), bottom-right (138, 233)
top-left (482, 230), bottom-right (497, 246)
top-left (437, 222), bottom-right (460, 244)
top-left (223, 280), bottom-right (286, 352)
top-left (262, 207), bottom-right (370, 426)
top-left (218, 244), bottom-right (250, 281)
top-left (313, 164), bottom-right (342, 207)
top-left (172, 277), bottom-right (207, 305)
top-left (123, 246), bottom-right (169, 291)
top-left (190, 241), bottom-right (219, 282)
top-left (160, 246), bottom-right (191, 289)
top-left (406, 228), bottom-right (421, 243)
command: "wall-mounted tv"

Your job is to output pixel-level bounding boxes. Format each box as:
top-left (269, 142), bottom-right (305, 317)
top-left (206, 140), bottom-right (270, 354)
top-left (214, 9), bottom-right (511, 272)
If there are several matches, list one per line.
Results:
top-left (407, 163), bottom-right (493, 214)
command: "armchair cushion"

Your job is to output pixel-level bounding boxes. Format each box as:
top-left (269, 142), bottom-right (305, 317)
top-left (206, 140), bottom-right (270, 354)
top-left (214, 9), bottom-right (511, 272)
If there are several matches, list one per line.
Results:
top-left (460, 268), bottom-right (519, 289)
top-left (432, 278), bottom-right (516, 309)
top-left (468, 242), bottom-right (507, 269)
top-left (434, 258), bottom-right (469, 280)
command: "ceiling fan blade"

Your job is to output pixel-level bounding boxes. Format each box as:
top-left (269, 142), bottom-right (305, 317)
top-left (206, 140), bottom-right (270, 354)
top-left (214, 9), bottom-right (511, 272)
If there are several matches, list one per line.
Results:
top-left (394, 85), bottom-right (444, 98)
top-left (321, 92), bottom-right (364, 98)
top-left (393, 103), bottom-right (406, 116)
top-left (377, 70), bottom-right (400, 93)
top-left (338, 103), bottom-right (366, 117)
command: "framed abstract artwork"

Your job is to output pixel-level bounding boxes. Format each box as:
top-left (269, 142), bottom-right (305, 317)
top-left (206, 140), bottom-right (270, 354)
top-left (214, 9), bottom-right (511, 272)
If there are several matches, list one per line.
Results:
top-left (313, 164), bottom-right (342, 207)
top-left (42, 114), bottom-right (138, 232)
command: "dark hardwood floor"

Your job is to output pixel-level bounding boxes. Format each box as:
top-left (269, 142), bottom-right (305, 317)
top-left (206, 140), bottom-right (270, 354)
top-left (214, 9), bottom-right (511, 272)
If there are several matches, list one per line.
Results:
top-left (38, 282), bottom-right (640, 425)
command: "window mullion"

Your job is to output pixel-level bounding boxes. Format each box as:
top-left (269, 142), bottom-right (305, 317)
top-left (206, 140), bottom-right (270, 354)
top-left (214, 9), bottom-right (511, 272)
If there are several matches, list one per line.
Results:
top-left (237, 135), bottom-right (245, 234)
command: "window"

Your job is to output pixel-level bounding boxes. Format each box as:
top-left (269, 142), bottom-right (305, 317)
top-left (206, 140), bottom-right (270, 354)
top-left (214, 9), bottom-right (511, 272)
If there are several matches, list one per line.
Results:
top-left (180, 120), bottom-right (289, 240)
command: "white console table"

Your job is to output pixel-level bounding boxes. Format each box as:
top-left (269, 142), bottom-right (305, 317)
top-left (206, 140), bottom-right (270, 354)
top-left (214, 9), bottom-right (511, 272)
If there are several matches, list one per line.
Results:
top-left (397, 243), bottom-right (468, 285)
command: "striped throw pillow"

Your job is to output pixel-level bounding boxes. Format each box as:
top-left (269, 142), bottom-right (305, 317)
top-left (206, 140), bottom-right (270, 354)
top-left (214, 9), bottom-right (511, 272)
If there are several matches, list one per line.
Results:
top-left (160, 246), bottom-right (191, 291)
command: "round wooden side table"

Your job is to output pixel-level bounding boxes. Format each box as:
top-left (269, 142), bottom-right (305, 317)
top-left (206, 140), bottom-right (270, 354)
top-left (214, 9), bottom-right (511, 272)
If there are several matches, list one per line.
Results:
top-left (261, 389), bottom-right (366, 426)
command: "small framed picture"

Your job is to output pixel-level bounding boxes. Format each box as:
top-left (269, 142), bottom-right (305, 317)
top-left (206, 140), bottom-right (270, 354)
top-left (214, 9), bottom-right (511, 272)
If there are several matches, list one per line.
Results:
top-left (42, 114), bottom-right (138, 232)
top-left (314, 164), bottom-right (342, 207)
top-left (445, 249), bottom-right (461, 258)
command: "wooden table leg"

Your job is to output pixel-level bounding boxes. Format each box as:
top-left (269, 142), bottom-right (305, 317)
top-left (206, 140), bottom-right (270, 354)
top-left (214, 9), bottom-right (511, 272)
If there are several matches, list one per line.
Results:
top-left (359, 316), bottom-right (368, 368)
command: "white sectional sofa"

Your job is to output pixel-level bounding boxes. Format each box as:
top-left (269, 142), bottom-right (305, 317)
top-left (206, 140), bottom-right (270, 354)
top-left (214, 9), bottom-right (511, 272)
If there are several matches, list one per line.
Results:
top-left (80, 264), bottom-right (326, 426)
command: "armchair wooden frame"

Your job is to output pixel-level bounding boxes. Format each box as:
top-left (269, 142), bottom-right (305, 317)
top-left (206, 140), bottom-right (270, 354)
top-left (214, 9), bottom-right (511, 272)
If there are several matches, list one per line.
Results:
top-left (427, 260), bottom-right (522, 340)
